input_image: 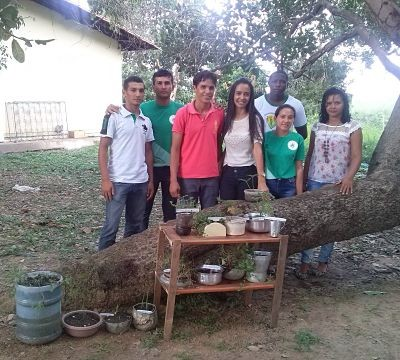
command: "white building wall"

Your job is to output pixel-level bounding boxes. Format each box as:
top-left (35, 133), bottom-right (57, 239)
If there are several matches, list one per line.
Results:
top-left (0, 0), bottom-right (123, 141)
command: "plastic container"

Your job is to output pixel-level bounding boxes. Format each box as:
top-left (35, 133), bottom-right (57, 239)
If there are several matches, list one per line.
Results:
top-left (15, 271), bottom-right (63, 345)
top-left (224, 216), bottom-right (246, 236)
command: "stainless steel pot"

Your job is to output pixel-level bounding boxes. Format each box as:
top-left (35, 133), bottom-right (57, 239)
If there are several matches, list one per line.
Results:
top-left (196, 265), bottom-right (223, 285)
top-left (244, 213), bottom-right (270, 233)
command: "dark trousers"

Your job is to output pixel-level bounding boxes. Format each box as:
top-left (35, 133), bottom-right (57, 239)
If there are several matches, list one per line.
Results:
top-left (179, 177), bottom-right (219, 209)
top-left (219, 165), bottom-right (258, 200)
top-left (143, 166), bottom-right (176, 229)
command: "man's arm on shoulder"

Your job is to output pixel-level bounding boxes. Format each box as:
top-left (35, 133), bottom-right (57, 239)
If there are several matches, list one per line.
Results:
top-left (98, 137), bottom-right (113, 201)
top-left (295, 124), bottom-right (308, 139)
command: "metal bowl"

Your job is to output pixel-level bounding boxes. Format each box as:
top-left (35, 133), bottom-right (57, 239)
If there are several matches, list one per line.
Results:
top-left (196, 265), bottom-right (223, 285)
top-left (243, 213), bottom-right (270, 233)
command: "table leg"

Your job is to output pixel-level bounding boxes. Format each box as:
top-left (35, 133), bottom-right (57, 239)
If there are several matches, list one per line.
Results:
top-left (153, 229), bottom-right (166, 310)
top-left (271, 235), bottom-right (288, 327)
top-left (244, 290), bottom-right (253, 306)
top-left (163, 239), bottom-right (181, 340)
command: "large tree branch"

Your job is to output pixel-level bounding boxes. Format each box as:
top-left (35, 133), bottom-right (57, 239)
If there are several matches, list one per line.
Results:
top-left (293, 29), bottom-right (358, 79)
top-left (364, 0), bottom-right (400, 47)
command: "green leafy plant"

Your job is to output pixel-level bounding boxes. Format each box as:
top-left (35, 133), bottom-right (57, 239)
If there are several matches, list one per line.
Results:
top-left (174, 195), bottom-right (197, 209)
top-left (255, 191), bottom-right (273, 215)
top-left (220, 244), bottom-right (250, 270)
top-left (294, 329), bottom-right (321, 352)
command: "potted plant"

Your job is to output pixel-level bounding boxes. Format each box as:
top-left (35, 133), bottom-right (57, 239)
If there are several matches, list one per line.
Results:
top-left (62, 309), bottom-right (103, 337)
top-left (132, 293), bottom-right (158, 331)
top-left (220, 244), bottom-right (252, 280)
top-left (103, 310), bottom-right (132, 335)
top-left (15, 270), bottom-right (63, 345)
top-left (174, 195), bottom-right (198, 236)
top-left (241, 174), bottom-right (266, 202)
top-left (160, 254), bottom-right (194, 288)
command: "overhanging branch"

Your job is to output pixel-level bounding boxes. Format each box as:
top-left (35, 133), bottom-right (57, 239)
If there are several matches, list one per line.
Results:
top-left (293, 29), bottom-right (358, 79)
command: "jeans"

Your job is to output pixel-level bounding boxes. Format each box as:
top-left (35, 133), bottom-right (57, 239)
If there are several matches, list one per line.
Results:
top-left (220, 165), bottom-right (258, 200)
top-left (266, 177), bottom-right (296, 199)
top-left (143, 166), bottom-right (176, 229)
top-left (98, 182), bottom-right (147, 251)
top-left (179, 177), bottom-right (219, 209)
top-left (301, 179), bottom-right (334, 264)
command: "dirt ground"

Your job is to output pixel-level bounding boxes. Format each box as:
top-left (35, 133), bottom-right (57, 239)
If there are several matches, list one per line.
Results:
top-left (1, 228), bottom-right (399, 360)
top-left (1, 148), bottom-right (399, 359)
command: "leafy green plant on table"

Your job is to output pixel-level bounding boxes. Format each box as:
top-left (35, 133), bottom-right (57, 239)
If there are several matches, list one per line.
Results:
top-left (255, 191), bottom-right (273, 216)
top-left (220, 244), bottom-right (251, 271)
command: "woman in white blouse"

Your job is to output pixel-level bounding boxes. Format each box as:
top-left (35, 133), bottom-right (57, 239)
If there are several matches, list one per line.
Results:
top-left (220, 78), bottom-right (267, 200)
top-left (296, 87), bottom-right (362, 280)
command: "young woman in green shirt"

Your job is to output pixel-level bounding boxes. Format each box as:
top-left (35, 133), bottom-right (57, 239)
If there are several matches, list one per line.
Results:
top-left (263, 104), bottom-right (305, 198)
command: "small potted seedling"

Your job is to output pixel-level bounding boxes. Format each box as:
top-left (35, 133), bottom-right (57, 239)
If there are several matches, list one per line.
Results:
top-left (220, 244), bottom-right (252, 280)
top-left (103, 306), bottom-right (132, 335)
top-left (241, 174), bottom-right (266, 202)
top-left (132, 293), bottom-right (158, 331)
top-left (160, 254), bottom-right (193, 288)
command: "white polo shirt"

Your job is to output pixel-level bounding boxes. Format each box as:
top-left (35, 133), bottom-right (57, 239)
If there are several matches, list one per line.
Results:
top-left (255, 94), bottom-right (307, 132)
top-left (101, 106), bottom-right (154, 183)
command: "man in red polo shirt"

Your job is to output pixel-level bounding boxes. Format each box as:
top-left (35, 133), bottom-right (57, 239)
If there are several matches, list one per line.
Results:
top-left (169, 70), bottom-right (224, 209)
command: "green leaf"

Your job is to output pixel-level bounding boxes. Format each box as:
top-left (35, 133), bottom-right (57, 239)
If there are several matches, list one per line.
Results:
top-left (0, 5), bottom-right (18, 21)
top-left (11, 39), bottom-right (25, 63)
top-left (34, 39), bottom-right (55, 45)
top-left (0, 0), bottom-right (11, 11)
top-left (1, 29), bottom-right (11, 41)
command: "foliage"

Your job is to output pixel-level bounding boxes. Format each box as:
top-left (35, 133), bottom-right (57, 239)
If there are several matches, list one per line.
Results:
top-left (220, 244), bottom-right (252, 271)
top-left (294, 329), bottom-right (321, 352)
top-left (0, 0), bottom-right (54, 69)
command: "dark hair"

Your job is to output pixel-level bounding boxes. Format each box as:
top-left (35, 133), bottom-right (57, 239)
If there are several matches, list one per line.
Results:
top-left (222, 77), bottom-right (264, 143)
top-left (320, 87), bottom-right (351, 123)
top-left (123, 75), bottom-right (144, 90)
top-left (269, 70), bottom-right (289, 82)
top-left (275, 104), bottom-right (296, 118)
top-left (193, 70), bottom-right (217, 86)
top-left (152, 69), bottom-right (173, 85)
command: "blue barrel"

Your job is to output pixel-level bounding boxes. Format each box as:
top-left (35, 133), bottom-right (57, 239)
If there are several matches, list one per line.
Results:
top-left (15, 271), bottom-right (63, 345)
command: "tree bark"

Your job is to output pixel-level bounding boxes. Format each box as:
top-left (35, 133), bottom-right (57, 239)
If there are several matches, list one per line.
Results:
top-left (61, 96), bottom-right (400, 310)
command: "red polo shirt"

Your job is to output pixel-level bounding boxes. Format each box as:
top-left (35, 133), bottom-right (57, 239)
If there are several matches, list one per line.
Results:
top-left (172, 102), bottom-right (223, 178)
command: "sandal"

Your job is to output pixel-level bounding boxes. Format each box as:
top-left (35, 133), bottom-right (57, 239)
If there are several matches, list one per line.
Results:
top-left (310, 263), bottom-right (328, 277)
top-left (294, 269), bottom-right (309, 280)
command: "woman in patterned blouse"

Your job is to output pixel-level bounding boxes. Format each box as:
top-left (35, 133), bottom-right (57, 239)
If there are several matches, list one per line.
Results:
top-left (296, 87), bottom-right (362, 280)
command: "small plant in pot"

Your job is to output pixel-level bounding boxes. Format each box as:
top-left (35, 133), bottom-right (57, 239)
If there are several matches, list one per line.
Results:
top-left (241, 174), bottom-right (267, 202)
top-left (62, 310), bottom-right (103, 338)
top-left (160, 254), bottom-right (194, 288)
top-left (132, 293), bottom-right (158, 331)
top-left (220, 244), bottom-right (252, 280)
top-left (103, 309), bottom-right (132, 335)
top-left (173, 195), bottom-right (198, 236)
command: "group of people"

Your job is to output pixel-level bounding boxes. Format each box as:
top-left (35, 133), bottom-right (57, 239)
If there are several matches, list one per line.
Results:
top-left (97, 68), bottom-right (362, 280)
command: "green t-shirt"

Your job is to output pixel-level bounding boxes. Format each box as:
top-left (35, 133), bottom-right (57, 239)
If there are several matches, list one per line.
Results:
top-left (263, 131), bottom-right (305, 179)
top-left (140, 100), bottom-right (183, 167)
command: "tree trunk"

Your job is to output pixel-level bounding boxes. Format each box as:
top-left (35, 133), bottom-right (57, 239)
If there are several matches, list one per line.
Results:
top-left (61, 97), bottom-right (400, 310)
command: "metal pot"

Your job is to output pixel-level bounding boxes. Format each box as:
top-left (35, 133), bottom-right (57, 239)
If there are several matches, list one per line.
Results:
top-left (244, 213), bottom-right (270, 233)
top-left (196, 265), bottom-right (223, 285)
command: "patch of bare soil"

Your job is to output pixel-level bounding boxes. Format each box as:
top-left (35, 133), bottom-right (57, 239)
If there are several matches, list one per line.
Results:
top-left (1, 227), bottom-right (399, 360)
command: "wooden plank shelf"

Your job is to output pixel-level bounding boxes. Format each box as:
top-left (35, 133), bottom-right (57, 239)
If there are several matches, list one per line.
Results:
top-left (153, 225), bottom-right (288, 340)
top-left (156, 274), bottom-right (275, 294)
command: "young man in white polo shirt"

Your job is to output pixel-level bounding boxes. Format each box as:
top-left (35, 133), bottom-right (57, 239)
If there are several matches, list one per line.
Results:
top-left (98, 75), bottom-right (154, 251)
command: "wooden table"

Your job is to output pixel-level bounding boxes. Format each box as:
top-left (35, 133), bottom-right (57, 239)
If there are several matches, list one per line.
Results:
top-left (153, 225), bottom-right (288, 340)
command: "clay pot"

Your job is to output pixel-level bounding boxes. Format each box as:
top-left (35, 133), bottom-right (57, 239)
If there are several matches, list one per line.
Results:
top-left (62, 310), bottom-right (102, 337)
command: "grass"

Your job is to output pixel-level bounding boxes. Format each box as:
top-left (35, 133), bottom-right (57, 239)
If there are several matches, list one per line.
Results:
top-left (294, 329), bottom-right (321, 352)
top-left (140, 328), bottom-right (163, 349)
top-left (0, 146), bottom-right (102, 262)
